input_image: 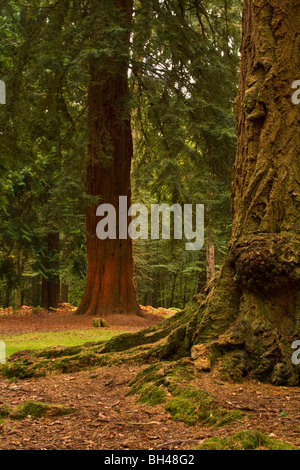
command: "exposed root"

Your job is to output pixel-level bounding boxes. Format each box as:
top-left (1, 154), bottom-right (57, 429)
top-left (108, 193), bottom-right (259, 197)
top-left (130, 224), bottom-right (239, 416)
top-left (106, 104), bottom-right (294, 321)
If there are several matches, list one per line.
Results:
top-left (128, 361), bottom-right (244, 427)
top-left (2, 256), bottom-right (300, 386)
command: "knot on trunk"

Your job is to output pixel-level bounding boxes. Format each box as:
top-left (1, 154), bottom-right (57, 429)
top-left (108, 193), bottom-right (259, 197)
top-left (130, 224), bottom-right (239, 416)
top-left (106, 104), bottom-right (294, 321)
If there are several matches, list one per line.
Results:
top-left (230, 234), bottom-right (300, 290)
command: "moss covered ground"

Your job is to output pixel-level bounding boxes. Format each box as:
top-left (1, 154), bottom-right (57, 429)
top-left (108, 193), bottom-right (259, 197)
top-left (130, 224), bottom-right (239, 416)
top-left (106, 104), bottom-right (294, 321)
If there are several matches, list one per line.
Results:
top-left (195, 430), bottom-right (298, 450)
top-left (128, 361), bottom-right (244, 427)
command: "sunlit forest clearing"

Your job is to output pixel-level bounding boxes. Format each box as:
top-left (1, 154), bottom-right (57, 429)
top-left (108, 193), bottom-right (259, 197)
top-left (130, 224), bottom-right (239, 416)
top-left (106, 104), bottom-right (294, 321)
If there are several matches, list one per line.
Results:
top-left (0, 0), bottom-right (300, 452)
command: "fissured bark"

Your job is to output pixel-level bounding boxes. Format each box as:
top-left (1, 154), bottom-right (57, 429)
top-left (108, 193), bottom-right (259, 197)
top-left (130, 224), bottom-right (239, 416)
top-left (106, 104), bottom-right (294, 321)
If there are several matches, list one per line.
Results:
top-left (76, 0), bottom-right (140, 317)
top-left (189, 0), bottom-right (300, 385)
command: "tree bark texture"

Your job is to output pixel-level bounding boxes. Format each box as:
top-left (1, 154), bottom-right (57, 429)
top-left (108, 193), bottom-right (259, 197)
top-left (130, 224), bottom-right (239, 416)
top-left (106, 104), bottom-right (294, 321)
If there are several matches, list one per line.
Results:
top-left (76, 0), bottom-right (140, 317)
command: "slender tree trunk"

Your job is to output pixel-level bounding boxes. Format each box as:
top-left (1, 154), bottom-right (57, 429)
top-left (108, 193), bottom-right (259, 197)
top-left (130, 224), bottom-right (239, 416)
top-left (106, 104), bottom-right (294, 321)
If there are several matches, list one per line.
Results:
top-left (3, 287), bottom-right (12, 309)
top-left (170, 273), bottom-right (178, 307)
top-left (60, 283), bottom-right (68, 304)
top-left (76, 0), bottom-right (140, 316)
top-left (197, 249), bottom-right (207, 293)
top-left (188, 0), bottom-right (300, 385)
top-left (206, 232), bottom-right (215, 283)
top-left (41, 232), bottom-right (60, 309)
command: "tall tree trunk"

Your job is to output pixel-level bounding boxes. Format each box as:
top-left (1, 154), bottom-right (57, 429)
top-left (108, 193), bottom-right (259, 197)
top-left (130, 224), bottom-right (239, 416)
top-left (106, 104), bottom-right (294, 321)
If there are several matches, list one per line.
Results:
top-left (170, 273), bottom-right (178, 307)
top-left (76, 0), bottom-right (140, 317)
top-left (197, 249), bottom-right (207, 293)
top-left (41, 232), bottom-right (60, 309)
top-left (60, 283), bottom-right (69, 304)
top-left (206, 230), bottom-right (215, 283)
top-left (188, 0), bottom-right (300, 386)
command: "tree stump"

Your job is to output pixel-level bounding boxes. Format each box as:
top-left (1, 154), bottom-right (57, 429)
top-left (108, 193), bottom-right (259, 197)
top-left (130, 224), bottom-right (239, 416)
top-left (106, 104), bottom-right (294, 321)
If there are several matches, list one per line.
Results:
top-left (93, 318), bottom-right (109, 328)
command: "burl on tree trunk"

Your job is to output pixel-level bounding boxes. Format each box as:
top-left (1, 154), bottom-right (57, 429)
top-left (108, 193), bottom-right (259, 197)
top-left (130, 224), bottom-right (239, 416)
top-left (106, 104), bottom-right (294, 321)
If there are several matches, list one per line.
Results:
top-left (188, 0), bottom-right (300, 385)
top-left (76, 0), bottom-right (140, 317)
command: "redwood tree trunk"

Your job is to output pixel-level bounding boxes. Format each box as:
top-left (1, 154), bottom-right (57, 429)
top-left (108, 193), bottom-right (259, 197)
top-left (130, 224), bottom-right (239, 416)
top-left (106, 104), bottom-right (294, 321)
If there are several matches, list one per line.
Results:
top-left (76, 0), bottom-right (140, 317)
top-left (188, 0), bottom-right (300, 385)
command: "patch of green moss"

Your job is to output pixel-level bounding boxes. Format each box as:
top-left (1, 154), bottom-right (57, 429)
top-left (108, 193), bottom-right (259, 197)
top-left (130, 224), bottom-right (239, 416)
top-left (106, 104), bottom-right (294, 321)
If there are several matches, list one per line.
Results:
top-left (165, 397), bottom-right (198, 425)
top-left (129, 362), bottom-right (194, 396)
top-left (0, 401), bottom-right (75, 420)
top-left (195, 430), bottom-right (298, 450)
top-left (15, 401), bottom-right (74, 419)
top-left (102, 330), bottom-right (157, 354)
top-left (165, 385), bottom-right (243, 427)
top-left (128, 364), bottom-right (166, 395)
top-left (164, 362), bottom-right (195, 381)
top-left (1, 347), bottom-right (112, 378)
top-left (137, 384), bottom-right (166, 406)
top-left (196, 436), bottom-right (229, 450)
top-left (216, 410), bottom-right (244, 427)
top-left (129, 362), bottom-right (243, 428)
top-left (51, 352), bottom-right (109, 373)
top-left (0, 405), bottom-right (12, 419)
top-left (1, 360), bottom-right (39, 379)
top-left (36, 345), bottom-right (83, 359)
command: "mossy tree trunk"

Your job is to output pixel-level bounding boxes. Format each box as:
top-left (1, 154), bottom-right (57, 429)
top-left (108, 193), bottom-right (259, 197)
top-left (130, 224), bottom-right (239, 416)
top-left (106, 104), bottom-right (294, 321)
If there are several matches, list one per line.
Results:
top-left (187, 0), bottom-right (300, 385)
top-left (76, 0), bottom-right (140, 317)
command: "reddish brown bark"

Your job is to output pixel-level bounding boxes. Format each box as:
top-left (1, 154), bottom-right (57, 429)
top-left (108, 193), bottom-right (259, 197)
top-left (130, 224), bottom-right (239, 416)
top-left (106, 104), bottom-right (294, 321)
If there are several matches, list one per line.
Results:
top-left (76, 0), bottom-right (140, 316)
top-left (206, 238), bottom-right (215, 282)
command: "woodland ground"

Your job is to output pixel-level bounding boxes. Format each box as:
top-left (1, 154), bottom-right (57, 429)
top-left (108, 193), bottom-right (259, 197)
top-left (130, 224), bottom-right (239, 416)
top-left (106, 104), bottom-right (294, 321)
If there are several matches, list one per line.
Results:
top-left (0, 312), bottom-right (300, 450)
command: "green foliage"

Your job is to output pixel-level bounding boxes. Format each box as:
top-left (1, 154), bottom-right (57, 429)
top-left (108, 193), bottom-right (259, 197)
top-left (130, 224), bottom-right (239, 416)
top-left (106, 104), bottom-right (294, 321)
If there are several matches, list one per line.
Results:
top-left (131, 0), bottom-right (242, 307)
top-left (0, 0), bottom-right (89, 306)
top-left (0, 0), bottom-right (242, 308)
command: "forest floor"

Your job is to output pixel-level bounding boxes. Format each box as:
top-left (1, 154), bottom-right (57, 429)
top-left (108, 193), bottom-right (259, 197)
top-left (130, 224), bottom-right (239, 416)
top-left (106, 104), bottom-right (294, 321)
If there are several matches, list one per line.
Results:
top-left (1, 312), bottom-right (300, 450)
top-left (0, 309), bottom-right (162, 335)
